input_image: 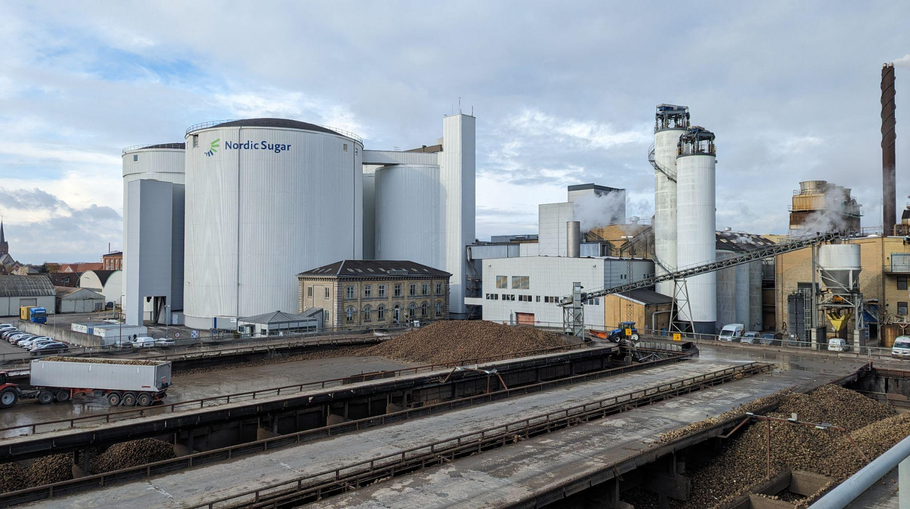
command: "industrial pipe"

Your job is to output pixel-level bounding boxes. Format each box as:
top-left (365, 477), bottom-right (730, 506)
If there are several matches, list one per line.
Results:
top-left (567, 221), bottom-right (581, 258)
top-left (808, 433), bottom-right (910, 509)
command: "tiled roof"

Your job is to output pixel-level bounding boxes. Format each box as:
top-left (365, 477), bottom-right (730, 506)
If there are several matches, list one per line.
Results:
top-left (299, 260), bottom-right (451, 278)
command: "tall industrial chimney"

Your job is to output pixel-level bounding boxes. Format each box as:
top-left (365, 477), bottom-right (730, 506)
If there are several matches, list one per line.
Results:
top-left (883, 63), bottom-right (897, 235)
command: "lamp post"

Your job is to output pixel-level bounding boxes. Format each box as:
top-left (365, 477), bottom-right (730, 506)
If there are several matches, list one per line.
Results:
top-left (165, 304), bottom-right (170, 339)
top-left (118, 294), bottom-right (123, 348)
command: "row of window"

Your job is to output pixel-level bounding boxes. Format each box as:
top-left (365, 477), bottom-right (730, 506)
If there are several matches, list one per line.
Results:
top-left (495, 275), bottom-right (530, 290)
top-left (306, 282), bottom-right (444, 300)
top-left (483, 294), bottom-right (599, 305)
top-left (344, 301), bottom-right (445, 322)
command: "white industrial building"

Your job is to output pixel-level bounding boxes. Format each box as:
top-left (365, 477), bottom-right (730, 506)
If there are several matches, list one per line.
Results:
top-left (468, 255), bottom-right (653, 329)
top-left (122, 143), bottom-right (185, 326)
top-left (78, 270), bottom-right (122, 308)
top-left (536, 184), bottom-right (626, 257)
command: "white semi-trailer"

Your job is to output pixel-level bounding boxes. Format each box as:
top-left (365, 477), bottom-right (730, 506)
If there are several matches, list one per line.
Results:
top-left (0, 358), bottom-right (172, 409)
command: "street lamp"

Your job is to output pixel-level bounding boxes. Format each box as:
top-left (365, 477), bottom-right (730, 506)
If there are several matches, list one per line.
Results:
top-left (165, 304), bottom-right (170, 339)
top-left (118, 294), bottom-right (123, 348)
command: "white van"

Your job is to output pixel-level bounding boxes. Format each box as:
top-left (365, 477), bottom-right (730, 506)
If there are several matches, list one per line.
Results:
top-left (828, 338), bottom-right (849, 352)
top-left (719, 324), bottom-right (744, 342)
top-left (892, 336), bottom-right (910, 359)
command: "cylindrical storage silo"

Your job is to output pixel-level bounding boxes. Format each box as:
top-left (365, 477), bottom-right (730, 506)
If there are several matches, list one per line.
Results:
top-left (122, 143), bottom-right (186, 324)
top-left (374, 165), bottom-right (443, 270)
top-left (749, 261), bottom-right (763, 330)
top-left (676, 126), bottom-right (717, 333)
top-left (183, 119), bottom-right (363, 329)
top-left (567, 221), bottom-right (581, 258)
top-left (735, 262), bottom-right (751, 327)
top-left (715, 251), bottom-right (737, 328)
top-left (653, 105), bottom-right (689, 297)
top-left (817, 244), bottom-right (862, 291)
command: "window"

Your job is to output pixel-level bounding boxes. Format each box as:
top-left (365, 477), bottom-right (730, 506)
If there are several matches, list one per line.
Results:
top-left (435, 282), bottom-right (443, 295)
top-left (409, 284), bottom-right (417, 296)
top-left (378, 305), bottom-right (386, 321)
top-left (132, 154), bottom-right (138, 162)
top-left (345, 306), bottom-right (356, 323)
top-left (900, 302), bottom-right (909, 316)
top-left (363, 305), bottom-right (372, 322)
top-left (325, 287), bottom-right (330, 299)
top-left (899, 277), bottom-right (908, 291)
top-left (378, 284), bottom-right (386, 297)
top-left (519, 295), bottom-right (532, 302)
top-left (393, 304), bottom-right (401, 322)
top-left (408, 302), bottom-right (417, 318)
top-left (307, 287), bottom-right (313, 298)
top-left (421, 302), bottom-right (428, 317)
top-left (364, 285), bottom-right (372, 298)
top-left (496, 276), bottom-right (508, 289)
top-left (192, 136), bottom-right (199, 148)
top-left (512, 276), bottom-right (530, 290)
top-left (435, 301), bottom-right (444, 317)
top-left (343, 143), bottom-right (348, 152)
top-left (394, 284), bottom-right (402, 297)
top-left (346, 286), bottom-right (355, 299)
top-left (421, 283), bottom-right (429, 295)
top-left (536, 296), bottom-right (540, 303)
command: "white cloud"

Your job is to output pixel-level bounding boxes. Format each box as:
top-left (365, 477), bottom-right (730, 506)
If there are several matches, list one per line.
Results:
top-left (893, 53), bottom-right (910, 69)
top-left (213, 90), bottom-right (367, 138)
top-left (507, 109), bottom-right (650, 150)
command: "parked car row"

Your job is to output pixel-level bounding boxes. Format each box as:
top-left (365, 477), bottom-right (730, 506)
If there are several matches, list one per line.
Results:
top-left (717, 324), bottom-right (783, 346)
top-left (130, 336), bottom-right (176, 348)
top-left (0, 324), bottom-right (69, 356)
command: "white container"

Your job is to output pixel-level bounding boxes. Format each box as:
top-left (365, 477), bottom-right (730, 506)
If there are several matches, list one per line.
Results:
top-left (30, 358), bottom-right (172, 392)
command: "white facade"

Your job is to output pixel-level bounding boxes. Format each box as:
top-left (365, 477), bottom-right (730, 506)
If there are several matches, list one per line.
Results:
top-left (122, 144), bottom-right (185, 324)
top-left (653, 128), bottom-right (683, 296)
top-left (79, 270), bottom-right (122, 307)
top-left (183, 121), bottom-right (363, 329)
top-left (538, 202), bottom-right (574, 257)
top-left (476, 256), bottom-right (654, 329)
top-left (676, 152), bottom-right (717, 332)
top-left (439, 114), bottom-right (476, 317)
top-left (374, 165), bottom-right (444, 271)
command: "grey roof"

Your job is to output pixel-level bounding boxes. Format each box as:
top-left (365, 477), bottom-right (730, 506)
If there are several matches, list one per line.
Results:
top-left (0, 275), bottom-right (55, 297)
top-left (616, 289), bottom-right (673, 305)
top-left (84, 270), bottom-right (117, 286)
top-left (46, 273), bottom-right (78, 287)
top-left (567, 183), bottom-right (624, 194)
top-left (56, 287), bottom-right (104, 300)
top-left (299, 260), bottom-right (451, 278)
top-left (239, 310), bottom-right (320, 325)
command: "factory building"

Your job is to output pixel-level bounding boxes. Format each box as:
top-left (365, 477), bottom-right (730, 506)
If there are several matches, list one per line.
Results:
top-left (78, 270), bottom-right (122, 308)
top-left (297, 260), bottom-right (450, 329)
top-left (788, 180), bottom-right (862, 235)
top-left (122, 143), bottom-right (185, 327)
top-left (182, 119), bottom-right (363, 330)
top-left (471, 255), bottom-right (654, 329)
top-left (536, 184), bottom-right (626, 257)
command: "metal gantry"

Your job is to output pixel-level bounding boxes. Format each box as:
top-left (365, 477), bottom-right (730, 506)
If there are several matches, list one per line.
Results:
top-left (561, 231), bottom-right (853, 332)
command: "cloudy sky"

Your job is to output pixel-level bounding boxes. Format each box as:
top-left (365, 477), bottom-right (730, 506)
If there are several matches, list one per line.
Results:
top-left (0, 1), bottom-right (908, 264)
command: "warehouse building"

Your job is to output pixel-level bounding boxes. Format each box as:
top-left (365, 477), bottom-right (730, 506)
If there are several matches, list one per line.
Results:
top-left (604, 289), bottom-right (673, 331)
top-left (0, 276), bottom-right (56, 317)
top-left (237, 309), bottom-right (323, 337)
top-left (297, 260), bottom-right (450, 329)
top-left (56, 287), bottom-right (104, 313)
top-left (79, 270), bottom-right (122, 308)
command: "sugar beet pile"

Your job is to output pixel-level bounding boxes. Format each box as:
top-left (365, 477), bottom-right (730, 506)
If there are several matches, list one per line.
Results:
top-left (359, 321), bottom-right (574, 364)
top-left (625, 384), bottom-right (908, 509)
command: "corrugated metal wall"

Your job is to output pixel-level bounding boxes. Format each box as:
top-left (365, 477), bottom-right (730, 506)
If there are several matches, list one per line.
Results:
top-left (375, 165), bottom-right (444, 270)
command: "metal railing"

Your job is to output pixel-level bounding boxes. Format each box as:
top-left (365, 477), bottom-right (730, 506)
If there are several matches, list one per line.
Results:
top-left (0, 359), bottom-right (763, 507)
top-left (0, 343), bottom-right (587, 438)
top-left (184, 119), bottom-right (363, 143)
top-left (121, 143), bottom-right (185, 154)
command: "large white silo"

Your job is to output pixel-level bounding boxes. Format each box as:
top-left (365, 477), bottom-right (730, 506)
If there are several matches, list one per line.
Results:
top-left (122, 143), bottom-right (186, 326)
top-left (676, 126), bottom-right (717, 333)
top-left (652, 105), bottom-right (689, 297)
top-left (183, 119), bottom-right (363, 329)
top-left (374, 165), bottom-right (444, 271)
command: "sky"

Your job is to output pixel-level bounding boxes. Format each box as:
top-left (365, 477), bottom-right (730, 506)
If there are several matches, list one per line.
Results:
top-left (0, 1), bottom-right (908, 264)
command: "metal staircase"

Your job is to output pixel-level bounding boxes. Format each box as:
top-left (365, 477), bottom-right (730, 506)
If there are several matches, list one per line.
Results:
top-left (648, 143), bottom-right (677, 183)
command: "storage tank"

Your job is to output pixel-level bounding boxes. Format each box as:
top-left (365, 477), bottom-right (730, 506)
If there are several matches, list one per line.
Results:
top-left (817, 244), bottom-right (861, 291)
top-left (653, 104), bottom-right (689, 297)
top-left (374, 165), bottom-right (443, 270)
top-left (183, 119), bottom-right (363, 329)
top-left (676, 126), bottom-right (717, 333)
top-left (122, 143), bottom-right (186, 323)
top-left (567, 221), bottom-right (581, 258)
top-left (716, 251), bottom-right (737, 328)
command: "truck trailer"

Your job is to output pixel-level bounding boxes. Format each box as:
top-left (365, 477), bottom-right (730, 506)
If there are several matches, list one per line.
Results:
top-left (0, 357), bottom-right (172, 409)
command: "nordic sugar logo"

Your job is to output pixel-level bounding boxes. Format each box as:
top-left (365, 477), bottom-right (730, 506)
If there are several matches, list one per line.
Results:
top-left (204, 139), bottom-right (220, 157)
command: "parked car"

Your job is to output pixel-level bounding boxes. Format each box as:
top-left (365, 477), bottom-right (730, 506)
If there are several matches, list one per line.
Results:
top-left (2, 329), bottom-right (21, 340)
top-left (718, 324), bottom-right (744, 342)
top-left (892, 336), bottom-right (910, 359)
top-left (828, 338), bottom-right (849, 352)
top-left (155, 338), bottom-right (176, 347)
top-left (132, 337), bottom-right (158, 348)
top-left (19, 337), bottom-right (52, 349)
top-left (0, 324), bottom-right (15, 332)
top-left (30, 342), bottom-right (68, 356)
top-left (760, 333), bottom-right (776, 346)
top-left (9, 334), bottom-right (36, 345)
top-left (741, 331), bottom-right (760, 344)
top-left (23, 338), bottom-right (55, 350)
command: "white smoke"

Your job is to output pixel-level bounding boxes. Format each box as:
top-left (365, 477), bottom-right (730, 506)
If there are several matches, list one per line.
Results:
top-left (893, 54), bottom-right (910, 69)
top-left (791, 185), bottom-right (854, 236)
top-left (572, 191), bottom-right (626, 233)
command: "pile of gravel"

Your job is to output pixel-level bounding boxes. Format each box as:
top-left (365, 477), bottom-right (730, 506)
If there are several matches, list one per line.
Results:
top-left (359, 321), bottom-right (574, 364)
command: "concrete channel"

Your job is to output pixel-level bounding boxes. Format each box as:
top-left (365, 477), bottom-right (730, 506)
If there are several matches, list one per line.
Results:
top-left (17, 359), bottom-right (765, 508)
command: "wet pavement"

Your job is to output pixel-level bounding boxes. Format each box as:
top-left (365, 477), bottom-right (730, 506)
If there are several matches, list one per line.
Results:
top-left (0, 356), bottom-right (412, 435)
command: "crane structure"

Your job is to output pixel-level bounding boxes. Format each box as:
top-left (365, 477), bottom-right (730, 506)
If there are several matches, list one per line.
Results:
top-left (561, 231), bottom-right (852, 335)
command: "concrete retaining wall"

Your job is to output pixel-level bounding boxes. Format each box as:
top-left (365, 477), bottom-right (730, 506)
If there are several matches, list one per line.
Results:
top-left (17, 322), bottom-right (99, 347)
